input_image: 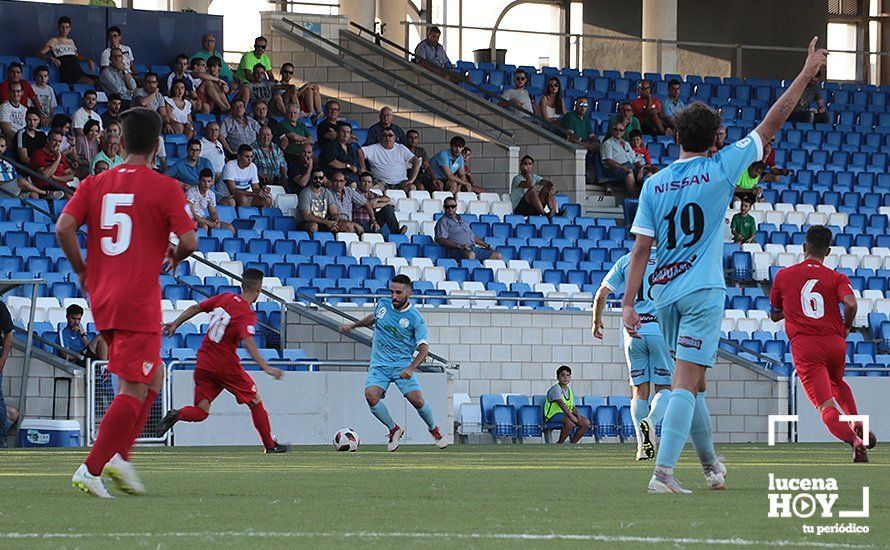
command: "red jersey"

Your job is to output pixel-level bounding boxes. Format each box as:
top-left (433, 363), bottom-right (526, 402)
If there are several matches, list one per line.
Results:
top-left (196, 292), bottom-right (257, 371)
top-left (30, 148), bottom-right (71, 189)
top-left (0, 79), bottom-right (37, 105)
top-left (769, 259), bottom-right (854, 340)
top-left (62, 164), bottom-right (195, 333)
top-left (631, 96), bottom-right (662, 118)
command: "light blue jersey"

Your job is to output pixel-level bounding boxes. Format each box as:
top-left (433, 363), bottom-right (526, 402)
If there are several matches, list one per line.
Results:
top-left (370, 298), bottom-right (429, 368)
top-left (603, 249), bottom-right (660, 336)
top-left (631, 132), bottom-right (763, 307)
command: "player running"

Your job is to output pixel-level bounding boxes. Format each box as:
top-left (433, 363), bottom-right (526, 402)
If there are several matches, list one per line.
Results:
top-left (339, 274), bottom-right (447, 451)
top-left (769, 225), bottom-right (875, 462)
top-left (57, 107), bottom-right (198, 498)
top-left (594, 246), bottom-right (672, 460)
top-left (622, 38), bottom-right (828, 494)
top-left (154, 268), bottom-right (288, 453)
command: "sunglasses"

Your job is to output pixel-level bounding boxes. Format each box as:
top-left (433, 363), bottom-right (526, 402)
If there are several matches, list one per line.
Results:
top-left (256, 44), bottom-right (267, 49)
top-left (312, 175), bottom-right (324, 180)
top-left (613, 127), bottom-right (624, 132)
top-left (444, 204), bottom-right (457, 209)
top-left (515, 76), bottom-right (526, 81)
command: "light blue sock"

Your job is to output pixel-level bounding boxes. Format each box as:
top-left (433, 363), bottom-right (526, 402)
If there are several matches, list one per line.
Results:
top-left (654, 388), bottom-right (696, 469)
top-left (369, 401), bottom-right (396, 430)
top-left (416, 403), bottom-right (436, 430)
top-left (646, 389), bottom-right (672, 424)
top-left (689, 391), bottom-right (717, 466)
top-left (630, 398), bottom-right (650, 446)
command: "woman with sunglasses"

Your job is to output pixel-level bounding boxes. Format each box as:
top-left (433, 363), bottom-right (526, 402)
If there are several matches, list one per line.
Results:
top-left (537, 76), bottom-right (566, 123)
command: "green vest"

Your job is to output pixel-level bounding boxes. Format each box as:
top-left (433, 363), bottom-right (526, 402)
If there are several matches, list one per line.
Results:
top-left (544, 385), bottom-right (574, 420)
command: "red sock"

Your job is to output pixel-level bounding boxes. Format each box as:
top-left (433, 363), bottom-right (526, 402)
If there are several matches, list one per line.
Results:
top-left (831, 380), bottom-right (859, 416)
top-left (821, 406), bottom-right (857, 444)
top-left (178, 406), bottom-right (209, 422)
top-left (120, 389), bottom-right (158, 461)
top-left (84, 394), bottom-right (141, 476)
top-left (249, 402), bottom-right (275, 449)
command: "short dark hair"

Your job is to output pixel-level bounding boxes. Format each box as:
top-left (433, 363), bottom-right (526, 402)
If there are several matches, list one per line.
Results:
top-left (359, 171), bottom-right (373, 180)
top-left (428, 26), bottom-right (442, 35)
top-left (391, 274), bottom-right (413, 288)
top-left (120, 107), bottom-right (162, 154)
top-left (618, 101), bottom-right (632, 109)
top-left (282, 62), bottom-right (294, 70)
top-left (256, 35), bottom-right (268, 43)
top-left (83, 89), bottom-right (98, 99)
top-left (25, 107), bottom-right (41, 119)
top-left (66, 304), bottom-right (84, 317)
top-left (199, 168), bottom-right (213, 179)
top-left (325, 99), bottom-right (339, 110)
top-left (461, 146), bottom-right (471, 154)
top-left (207, 56), bottom-right (222, 68)
top-left (556, 365), bottom-right (572, 377)
top-left (144, 71), bottom-right (158, 81)
top-left (739, 194), bottom-right (755, 206)
top-left (520, 155), bottom-right (534, 164)
top-left (449, 136), bottom-right (465, 148)
top-left (628, 129), bottom-right (643, 141)
top-left (406, 129), bottom-right (419, 137)
top-left (674, 101), bottom-right (721, 154)
top-left (34, 65), bottom-right (49, 76)
top-left (253, 63), bottom-right (266, 73)
top-left (51, 114), bottom-right (72, 130)
top-left (668, 78), bottom-right (681, 87)
top-left (7, 62), bottom-right (22, 72)
top-left (107, 93), bottom-right (122, 102)
top-left (514, 68), bottom-right (527, 77)
top-left (175, 53), bottom-right (189, 63)
top-left (187, 138), bottom-right (202, 148)
top-left (336, 121), bottom-right (352, 130)
top-left (58, 16), bottom-right (71, 26)
top-left (242, 268), bottom-right (264, 293)
top-left (83, 119), bottom-right (100, 134)
top-left (106, 25), bottom-right (121, 37)
top-left (805, 225), bottom-right (832, 254)
top-left (749, 161), bottom-right (765, 172)
top-left (237, 144), bottom-right (253, 155)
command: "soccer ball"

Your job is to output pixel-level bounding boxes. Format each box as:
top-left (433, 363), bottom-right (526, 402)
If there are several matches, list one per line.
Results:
top-left (333, 428), bottom-right (360, 452)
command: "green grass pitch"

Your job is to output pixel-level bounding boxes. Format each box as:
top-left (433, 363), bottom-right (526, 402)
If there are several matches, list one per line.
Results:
top-left (0, 443), bottom-right (885, 548)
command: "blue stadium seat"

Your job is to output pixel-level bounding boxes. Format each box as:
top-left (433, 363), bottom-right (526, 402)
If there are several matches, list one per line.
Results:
top-left (491, 404), bottom-right (517, 438)
top-left (480, 394), bottom-right (505, 426)
top-left (594, 405), bottom-right (618, 439)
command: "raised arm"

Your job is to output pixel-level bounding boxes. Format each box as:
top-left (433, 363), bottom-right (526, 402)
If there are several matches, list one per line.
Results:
top-left (754, 37), bottom-right (828, 143)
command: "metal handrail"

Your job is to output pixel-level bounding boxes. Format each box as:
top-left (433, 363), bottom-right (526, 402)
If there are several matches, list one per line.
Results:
top-left (3, 155), bottom-right (76, 198)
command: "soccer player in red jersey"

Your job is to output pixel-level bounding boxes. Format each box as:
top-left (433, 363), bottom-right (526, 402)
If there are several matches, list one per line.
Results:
top-left (154, 268), bottom-right (288, 453)
top-left (57, 107), bottom-right (198, 498)
top-left (769, 225), bottom-right (875, 462)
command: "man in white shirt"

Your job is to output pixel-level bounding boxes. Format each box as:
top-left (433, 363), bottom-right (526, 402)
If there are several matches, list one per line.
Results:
top-left (187, 168), bottom-right (234, 234)
top-left (601, 123), bottom-right (644, 196)
top-left (219, 144), bottom-right (271, 208)
top-left (499, 69), bottom-right (533, 114)
top-left (361, 128), bottom-right (420, 192)
top-left (71, 90), bottom-right (103, 136)
top-left (99, 26), bottom-right (136, 74)
top-left (199, 121), bottom-right (226, 180)
top-left (32, 67), bottom-right (57, 127)
top-left (0, 82), bottom-right (28, 144)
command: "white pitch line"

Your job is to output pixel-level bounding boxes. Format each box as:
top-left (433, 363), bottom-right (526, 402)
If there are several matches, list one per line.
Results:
top-left (0, 530), bottom-right (872, 547)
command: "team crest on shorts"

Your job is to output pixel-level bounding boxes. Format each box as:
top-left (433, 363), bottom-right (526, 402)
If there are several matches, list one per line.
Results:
top-left (399, 318), bottom-right (410, 328)
top-left (142, 361), bottom-right (154, 376)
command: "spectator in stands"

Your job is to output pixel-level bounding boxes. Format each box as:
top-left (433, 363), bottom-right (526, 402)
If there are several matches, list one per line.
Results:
top-left (0, 136), bottom-right (46, 198)
top-left (297, 169), bottom-right (341, 234)
top-left (94, 160), bottom-right (109, 174)
top-left (414, 27), bottom-right (451, 69)
top-left (38, 16), bottom-right (97, 85)
top-left (90, 133), bottom-right (123, 175)
top-left (250, 101), bottom-right (278, 137)
top-left (164, 81), bottom-right (195, 138)
top-left (278, 62), bottom-right (322, 121)
top-left (661, 78), bottom-right (685, 127)
top-left (74, 119), bottom-right (101, 177)
top-left (731, 195), bottom-right (757, 244)
top-left (163, 54), bottom-right (199, 101)
top-left (220, 100), bottom-right (260, 158)
top-left (188, 168), bottom-right (234, 234)
top-left (0, 82), bottom-right (28, 144)
top-left (99, 48), bottom-right (137, 106)
top-left (71, 90), bottom-right (102, 137)
top-left (365, 107), bottom-right (406, 146)
top-left (287, 143), bottom-right (316, 193)
top-left (30, 129), bottom-right (77, 191)
top-left (628, 129), bottom-right (658, 176)
top-left (219, 144), bottom-right (270, 207)
top-left (100, 26), bottom-right (136, 74)
top-left (789, 73), bottom-right (829, 124)
top-left (0, 299), bottom-right (13, 448)
top-left (760, 138), bottom-right (791, 182)
top-left (14, 108), bottom-right (46, 165)
top-left (50, 114), bottom-right (79, 169)
top-left (317, 100), bottom-right (346, 149)
top-left (98, 95), bottom-right (121, 130)
top-left (404, 129), bottom-right (439, 192)
top-left (279, 103), bottom-right (313, 162)
top-left (511, 155), bottom-right (562, 217)
top-left (735, 161), bottom-right (764, 199)
top-left (0, 63), bottom-right (39, 111)
top-left (537, 77), bottom-right (566, 123)
top-left (192, 34), bottom-right (235, 84)
top-left (545, 365), bottom-right (590, 444)
top-left (193, 57), bottom-right (231, 114)
top-left (460, 147), bottom-right (485, 193)
top-left (237, 64), bottom-right (281, 108)
top-left (435, 196), bottom-right (501, 261)
top-left (134, 72), bottom-right (169, 122)
top-left (362, 128), bottom-right (420, 191)
top-left (632, 79), bottom-right (672, 136)
top-left (167, 138), bottom-right (213, 188)
top-left (58, 304), bottom-right (107, 366)
top-left (601, 123), bottom-right (644, 196)
top-left (561, 97), bottom-right (601, 183)
top-left (608, 102), bottom-right (641, 141)
top-left (237, 36), bottom-right (272, 82)
top-left (431, 136), bottom-right (473, 194)
top-left (321, 121), bottom-right (366, 184)
top-left (252, 126), bottom-right (287, 187)
top-left (328, 170), bottom-right (373, 235)
top-left (31, 66), bottom-right (57, 127)
top-left (499, 69), bottom-right (533, 114)
top-left (199, 121), bottom-right (226, 180)
top-left (353, 171), bottom-right (404, 235)
top-left (712, 125), bottom-right (727, 153)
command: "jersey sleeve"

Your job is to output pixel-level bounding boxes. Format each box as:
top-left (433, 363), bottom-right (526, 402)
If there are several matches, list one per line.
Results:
top-left (198, 294), bottom-right (223, 312)
top-left (715, 131), bottom-right (764, 187)
top-left (61, 177), bottom-right (92, 226)
top-left (166, 182), bottom-right (196, 237)
top-left (769, 270), bottom-right (784, 312)
top-left (237, 311), bottom-right (257, 341)
top-left (414, 314), bottom-right (429, 348)
top-left (630, 183), bottom-right (655, 238)
top-left (836, 273), bottom-right (854, 301)
top-left (602, 254), bottom-right (628, 292)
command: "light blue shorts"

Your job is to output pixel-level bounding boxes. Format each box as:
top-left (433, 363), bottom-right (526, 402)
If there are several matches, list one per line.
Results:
top-left (365, 365), bottom-right (422, 396)
top-left (656, 288), bottom-right (726, 368)
top-left (623, 328), bottom-right (674, 386)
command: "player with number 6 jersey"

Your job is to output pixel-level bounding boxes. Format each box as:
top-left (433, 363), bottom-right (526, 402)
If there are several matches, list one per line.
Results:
top-left (154, 268), bottom-right (288, 453)
top-left (769, 225), bottom-right (873, 462)
top-left (57, 107), bottom-right (198, 498)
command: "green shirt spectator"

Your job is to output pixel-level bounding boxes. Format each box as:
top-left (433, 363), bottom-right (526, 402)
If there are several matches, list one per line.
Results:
top-left (560, 110), bottom-right (594, 142)
top-left (192, 34), bottom-right (235, 83)
top-left (279, 118), bottom-right (312, 155)
top-left (237, 37), bottom-right (272, 82)
top-left (608, 113), bottom-right (641, 141)
top-left (735, 161), bottom-right (765, 190)
top-left (731, 212), bottom-right (757, 244)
